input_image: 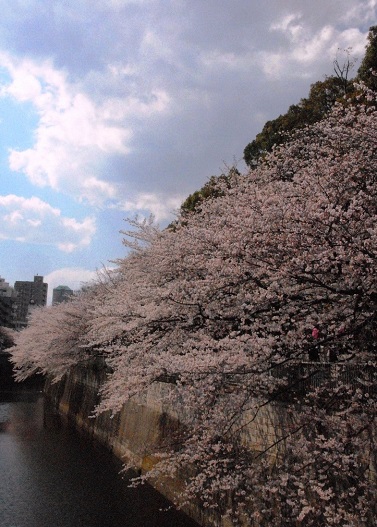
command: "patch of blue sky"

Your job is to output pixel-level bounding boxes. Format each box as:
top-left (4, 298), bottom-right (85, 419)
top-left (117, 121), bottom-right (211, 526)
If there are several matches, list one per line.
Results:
top-left (0, 95), bottom-right (38, 193)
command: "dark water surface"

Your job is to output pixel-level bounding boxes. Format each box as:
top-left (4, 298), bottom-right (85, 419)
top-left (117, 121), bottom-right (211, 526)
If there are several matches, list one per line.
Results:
top-left (0, 391), bottom-right (199, 527)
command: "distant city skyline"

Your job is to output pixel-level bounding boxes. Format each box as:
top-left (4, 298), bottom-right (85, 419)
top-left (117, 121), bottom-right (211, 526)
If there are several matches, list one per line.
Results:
top-left (1, 272), bottom-right (80, 306)
top-left (0, 1), bottom-right (376, 295)
top-left (0, 273), bottom-right (75, 327)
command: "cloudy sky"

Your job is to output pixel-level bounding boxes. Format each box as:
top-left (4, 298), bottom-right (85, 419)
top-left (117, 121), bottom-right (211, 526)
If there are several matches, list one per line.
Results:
top-left (0, 0), bottom-right (375, 302)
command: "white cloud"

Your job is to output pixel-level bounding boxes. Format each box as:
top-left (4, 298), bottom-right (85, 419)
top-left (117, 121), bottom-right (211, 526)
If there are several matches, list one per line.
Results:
top-left (270, 13), bottom-right (304, 41)
top-left (0, 194), bottom-right (96, 251)
top-left (342, 0), bottom-right (377, 24)
top-left (141, 29), bottom-right (174, 62)
top-left (118, 191), bottom-right (183, 222)
top-left (94, 0), bottom-right (155, 8)
top-left (200, 12), bottom-right (367, 81)
top-left (260, 15), bottom-right (368, 79)
top-left (0, 52), bottom-right (170, 207)
top-left (291, 25), bottom-right (335, 64)
top-left (328, 28), bottom-right (367, 59)
top-left (201, 50), bottom-right (254, 71)
top-left (257, 51), bottom-right (286, 80)
top-left (102, 90), bottom-right (170, 120)
top-left (27, 219), bottom-right (42, 227)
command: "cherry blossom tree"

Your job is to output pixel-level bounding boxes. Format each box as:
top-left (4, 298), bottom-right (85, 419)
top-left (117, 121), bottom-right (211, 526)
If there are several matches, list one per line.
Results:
top-left (10, 286), bottom-right (101, 381)
top-left (10, 85), bottom-right (377, 526)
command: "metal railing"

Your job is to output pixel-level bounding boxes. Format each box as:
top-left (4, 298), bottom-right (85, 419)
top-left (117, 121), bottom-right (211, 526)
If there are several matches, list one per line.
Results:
top-left (269, 361), bottom-right (376, 398)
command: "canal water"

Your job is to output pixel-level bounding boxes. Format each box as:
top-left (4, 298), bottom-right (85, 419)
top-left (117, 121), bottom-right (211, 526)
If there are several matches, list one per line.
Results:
top-left (0, 390), bottom-right (199, 527)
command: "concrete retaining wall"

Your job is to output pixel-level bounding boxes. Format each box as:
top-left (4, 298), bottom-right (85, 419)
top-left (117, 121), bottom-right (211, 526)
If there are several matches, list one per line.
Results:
top-left (44, 358), bottom-right (290, 527)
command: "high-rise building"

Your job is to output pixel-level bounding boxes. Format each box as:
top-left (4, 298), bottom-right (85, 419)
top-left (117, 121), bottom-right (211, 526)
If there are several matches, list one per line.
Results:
top-left (14, 275), bottom-right (48, 327)
top-left (0, 277), bottom-right (14, 298)
top-left (0, 277), bottom-right (16, 328)
top-left (52, 285), bottom-right (74, 304)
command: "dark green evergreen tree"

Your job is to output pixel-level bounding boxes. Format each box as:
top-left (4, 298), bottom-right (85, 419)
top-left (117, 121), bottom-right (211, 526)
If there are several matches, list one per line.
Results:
top-left (180, 167), bottom-right (239, 215)
top-left (243, 76), bottom-right (347, 168)
top-left (357, 26), bottom-right (377, 91)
